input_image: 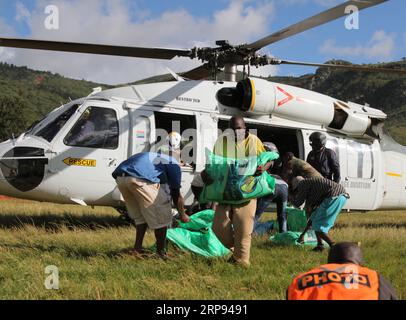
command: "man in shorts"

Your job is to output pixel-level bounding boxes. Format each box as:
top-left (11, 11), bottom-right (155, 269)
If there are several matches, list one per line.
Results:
top-left (112, 152), bottom-right (190, 258)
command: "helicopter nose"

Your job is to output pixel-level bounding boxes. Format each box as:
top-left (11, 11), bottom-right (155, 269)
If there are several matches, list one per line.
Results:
top-left (0, 143), bottom-right (48, 196)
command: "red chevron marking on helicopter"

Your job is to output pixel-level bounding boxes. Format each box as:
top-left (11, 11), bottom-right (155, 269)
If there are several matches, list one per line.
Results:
top-left (277, 86), bottom-right (294, 107)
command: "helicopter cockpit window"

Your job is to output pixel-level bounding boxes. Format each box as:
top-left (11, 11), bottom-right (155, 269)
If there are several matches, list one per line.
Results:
top-left (34, 105), bottom-right (79, 142)
top-left (64, 107), bottom-right (119, 149)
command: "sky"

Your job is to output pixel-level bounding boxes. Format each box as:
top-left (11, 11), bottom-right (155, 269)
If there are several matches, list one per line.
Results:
top-left (0, 0), bottom-right (405, 85)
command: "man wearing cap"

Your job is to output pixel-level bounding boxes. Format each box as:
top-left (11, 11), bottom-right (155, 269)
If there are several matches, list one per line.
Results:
top-left (158, 131), bottom-right (183, 164)
top-left (287, 242), bottom-right (398, 300)
top-left (112, 152), bottom-right (190, 259)
top-left (291, 176), bottom-right (349, 251)
top-left (307, 132), bottom-right (341, 183)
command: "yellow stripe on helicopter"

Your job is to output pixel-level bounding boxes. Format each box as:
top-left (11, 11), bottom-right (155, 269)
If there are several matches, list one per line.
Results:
top-left (249, 79), bottom-right (256, 112)
top-left (386, 172), bottom-right (402, 178)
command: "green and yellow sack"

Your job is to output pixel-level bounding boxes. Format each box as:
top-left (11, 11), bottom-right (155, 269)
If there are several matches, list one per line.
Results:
top-left (200, 150), bottom-right (279, 205)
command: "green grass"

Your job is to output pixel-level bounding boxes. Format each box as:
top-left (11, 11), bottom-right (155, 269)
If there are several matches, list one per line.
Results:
top-left (0, 200), bottom-right (404, 300)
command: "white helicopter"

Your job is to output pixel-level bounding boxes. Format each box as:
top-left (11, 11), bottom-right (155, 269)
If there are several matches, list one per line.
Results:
top-left (0, 0), bottom-right (405, 211)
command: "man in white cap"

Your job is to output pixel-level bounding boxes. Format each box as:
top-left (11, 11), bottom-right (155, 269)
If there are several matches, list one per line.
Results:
top-left (166, 131), bottom-right (182, 164)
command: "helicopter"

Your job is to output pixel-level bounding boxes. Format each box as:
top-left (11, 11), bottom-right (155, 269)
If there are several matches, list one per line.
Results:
top-left (0, 0), bottom-right (405, 211)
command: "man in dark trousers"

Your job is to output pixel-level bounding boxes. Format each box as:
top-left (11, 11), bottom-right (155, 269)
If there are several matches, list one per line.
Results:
top-left (254, 142), bottom-right (288, 234)
top-left (287, 242), bottom-right (398, 300)
top-left (112, 152), bottom-right (190, 259)
top-left (201, 115), bottom-right (267, 267)
top-left (306, 132), bottom-right (341, 183)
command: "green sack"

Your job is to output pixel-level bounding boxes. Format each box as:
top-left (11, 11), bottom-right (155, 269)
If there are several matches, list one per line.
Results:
top-left (269, 231), bottom-right (321, 247)
top-left (177, 209), bottom-right (216, 231)
top-left (287, 207), bottom-right (308, 232)
top-left (166, 210), bottom-right (230, 258)
top-left (265, 207), bottom-right (308, 233)
top-left (200, 150), bottom-right (279, 204)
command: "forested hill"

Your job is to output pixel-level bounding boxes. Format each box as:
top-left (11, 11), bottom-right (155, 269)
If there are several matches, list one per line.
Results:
top-left (0, 63), bottom-right (109, 141)
top-left (0, 60), bottom-right (405, 144)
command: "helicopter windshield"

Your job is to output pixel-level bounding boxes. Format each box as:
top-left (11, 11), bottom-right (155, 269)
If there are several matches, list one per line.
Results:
top-left (29, 104), bottom-right (79, 142)
top-left (64, 106), bottom-right (119, 150)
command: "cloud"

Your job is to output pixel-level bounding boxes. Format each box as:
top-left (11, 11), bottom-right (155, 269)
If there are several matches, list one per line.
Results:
top-left (319, 30), bottom-right (396, 60)
top-left (15, 1), bottom-right (31, 23)
top-left (0, 19), bottom-right (16, 61)
top-left (282, 0), bottom-right (343, 7)
top-left (0, 0), bottom-right (278, 84)
top-left (0, 17), bottom-right (16, 35)
top-left (313, 0), bottom-right (342, 7)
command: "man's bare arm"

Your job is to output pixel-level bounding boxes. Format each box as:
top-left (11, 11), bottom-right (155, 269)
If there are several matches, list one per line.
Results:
top-left (171, 189), bottom-right (190, 223)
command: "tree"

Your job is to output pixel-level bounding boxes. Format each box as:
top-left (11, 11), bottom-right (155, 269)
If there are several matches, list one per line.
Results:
top-left (0, 95), bottom-right (33, 142)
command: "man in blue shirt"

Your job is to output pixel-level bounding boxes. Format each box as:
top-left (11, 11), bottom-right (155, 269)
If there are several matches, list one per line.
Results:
top-left (112, 152), bottom-right (190, 258)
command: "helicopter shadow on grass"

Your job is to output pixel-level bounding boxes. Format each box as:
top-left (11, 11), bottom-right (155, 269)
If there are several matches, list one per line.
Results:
top-left (0, 212), bottom-right (132, 231)
top-left (0, 213), bottom-right (139, 259)
top-left (334, 222), bottom-right (406, 230)
top-left (0, 233), bottom-right (188, 260)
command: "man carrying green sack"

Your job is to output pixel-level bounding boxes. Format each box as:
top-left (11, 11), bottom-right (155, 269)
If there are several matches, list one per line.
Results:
top-left (201, 116), bottom-right (275, 267)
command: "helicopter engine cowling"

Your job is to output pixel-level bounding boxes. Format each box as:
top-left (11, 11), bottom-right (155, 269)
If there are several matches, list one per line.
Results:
top-left (216, 78), bottom-right (386, 138)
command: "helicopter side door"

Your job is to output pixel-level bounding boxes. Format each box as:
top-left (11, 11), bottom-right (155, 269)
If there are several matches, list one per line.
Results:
top-left (47, 101), bottom-right (126, 206)
top-left (342, 139), bottom-right (380, 210)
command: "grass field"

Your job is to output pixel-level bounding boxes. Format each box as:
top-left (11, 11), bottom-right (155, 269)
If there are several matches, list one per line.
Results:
top-left (0, 200), bottom-right (404, 300)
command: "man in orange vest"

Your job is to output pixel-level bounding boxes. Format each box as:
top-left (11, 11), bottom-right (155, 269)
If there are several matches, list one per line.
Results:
top-left (287, 242), bottom-right (398, 300)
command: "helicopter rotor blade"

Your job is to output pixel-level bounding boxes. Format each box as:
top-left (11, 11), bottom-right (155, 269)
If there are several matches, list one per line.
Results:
top-left (245, 0), bottom-right (388, 51)
top-left (0, 37), bottom-right (192, 60)
top-left (180, 64), bottom-right (212, 80)
top-left (275, 59), bottom-right (406, 75)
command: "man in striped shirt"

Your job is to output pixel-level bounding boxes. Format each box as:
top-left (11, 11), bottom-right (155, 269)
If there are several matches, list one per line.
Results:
top-left (281, 152), bottom-right (322, 182)
top-left (291, 177), bottom-right (349, 251)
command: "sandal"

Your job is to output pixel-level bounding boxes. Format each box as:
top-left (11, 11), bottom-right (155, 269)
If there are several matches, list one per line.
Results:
top-left (312, 245), bottom-right (325, 252)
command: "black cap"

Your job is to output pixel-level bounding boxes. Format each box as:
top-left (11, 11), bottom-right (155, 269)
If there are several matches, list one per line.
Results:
top-left (309, 132), bottom-right (327, 146)
top-left (328, 242), bottom-right (363, 265)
